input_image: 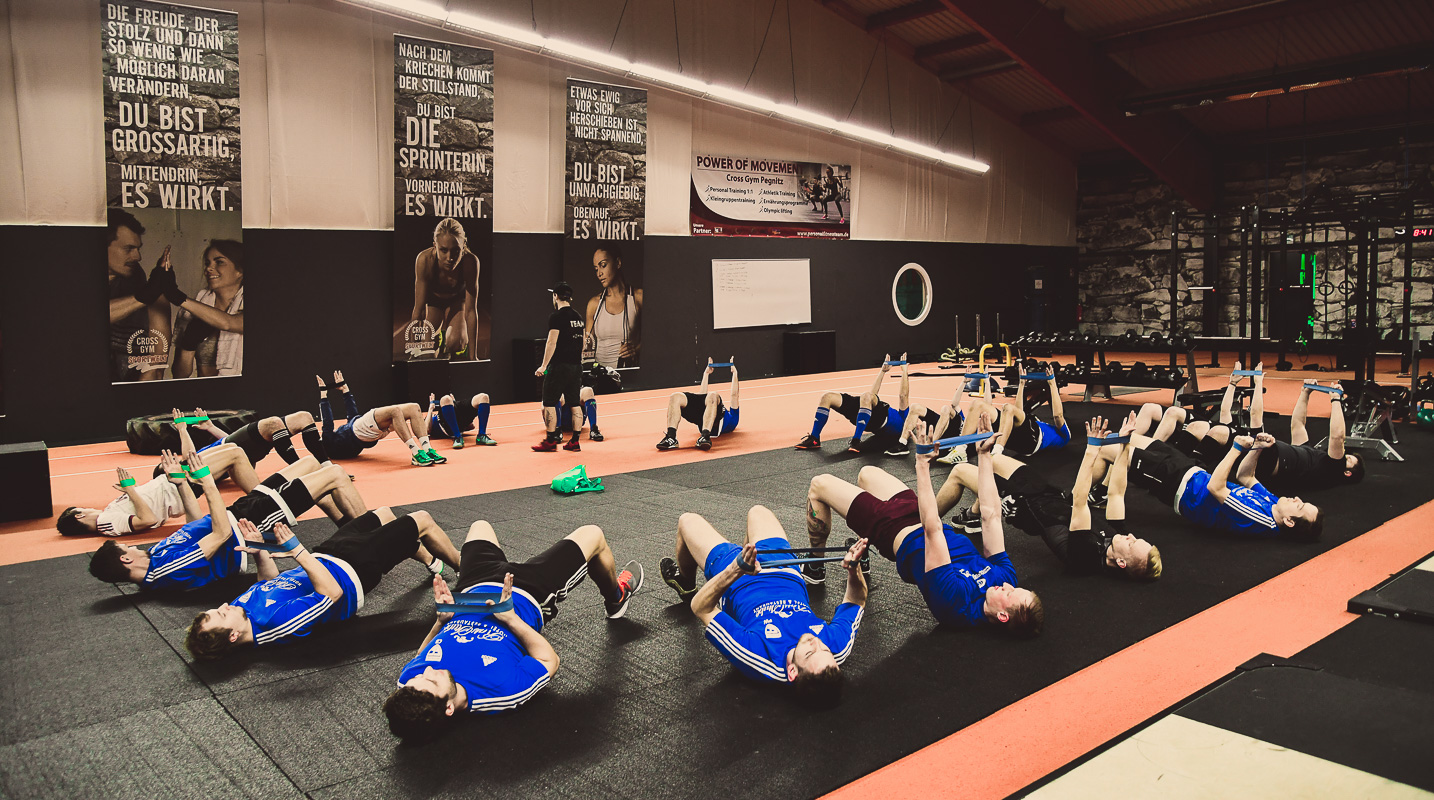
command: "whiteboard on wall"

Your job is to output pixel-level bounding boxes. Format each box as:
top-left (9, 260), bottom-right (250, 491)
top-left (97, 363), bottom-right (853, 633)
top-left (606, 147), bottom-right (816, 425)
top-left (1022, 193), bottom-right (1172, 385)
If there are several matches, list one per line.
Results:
top-left (712, 258), bottom-right (812, 329)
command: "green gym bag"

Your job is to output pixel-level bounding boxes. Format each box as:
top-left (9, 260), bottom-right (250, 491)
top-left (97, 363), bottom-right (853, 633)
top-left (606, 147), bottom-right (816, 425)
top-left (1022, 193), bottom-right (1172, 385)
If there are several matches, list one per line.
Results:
top-left (551, 464), bottom-right (604, 494)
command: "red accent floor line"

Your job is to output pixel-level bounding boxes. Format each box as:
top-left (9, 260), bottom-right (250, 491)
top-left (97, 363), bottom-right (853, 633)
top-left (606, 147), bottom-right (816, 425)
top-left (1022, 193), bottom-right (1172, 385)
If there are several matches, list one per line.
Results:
top-left (822, 500), bottom-right (1434, 800)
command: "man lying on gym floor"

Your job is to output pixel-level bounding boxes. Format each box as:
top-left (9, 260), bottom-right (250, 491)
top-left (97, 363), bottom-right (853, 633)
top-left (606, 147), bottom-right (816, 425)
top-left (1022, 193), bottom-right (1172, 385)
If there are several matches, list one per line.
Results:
top-left (797, 354), bottom-right (910, 453)
top-left (185, 406), bottom-right (331, 468)
top-left (428, 391), bottom-right (497, 449)
top-left (805, 418), bottom-right (1043, 635)
top-left (186, 511), bottom-right (461, 661)
top-left (1090, 409), bottom-right (1323, 539)
top-left (383, 521), bottom-right (642, 741)
top-left (87, 452), bottom-right (249, 590)
top-left (658, 505), bottom-right (866, 707)
top-left (939, 414), bottom-right (1161, 581)
top-left (317, 370), bottom-right (445, 466)
top-left (657, 357), bottom-right (741, 451)
top-left (884, 374), bottom-right (968, 457)
top-left (992, 371), bottom-right (1071, 458)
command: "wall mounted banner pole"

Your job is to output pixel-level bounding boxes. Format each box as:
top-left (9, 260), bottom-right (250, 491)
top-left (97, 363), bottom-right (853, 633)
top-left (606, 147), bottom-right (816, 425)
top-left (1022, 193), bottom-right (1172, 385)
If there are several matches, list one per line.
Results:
top-left (563, 78), bottom-right (647, 375)
top-left (392, 34), bottom-right (494, 363)
top-left (102, 0), bottom-right (242, 383)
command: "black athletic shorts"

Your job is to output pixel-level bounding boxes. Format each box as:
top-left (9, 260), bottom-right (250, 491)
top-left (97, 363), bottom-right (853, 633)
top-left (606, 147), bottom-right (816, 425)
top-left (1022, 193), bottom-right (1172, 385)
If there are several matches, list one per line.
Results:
top-left (315, 512), bottom-right (420, 592)
top-left (542, 363), bottom-right (583, 409)
top-left (456, 538), bottom-right (589, 610)
top-left (836, 393), bottom-right (889, 427)
top-left (227, 472), bottom-right (316, 533)
top-left (680, 392), bottom-right (725, 427)
top-left (1169, 425), bottom-right (1233, 465)
top-left (1003, 414), bottom-right (1042, 457)
top-left (997, 465), bottom-right (1071, 533)
top-left (224, 422), bottom-right (274, 466)
top-left (1129, 441), bottom-right (1203, 507)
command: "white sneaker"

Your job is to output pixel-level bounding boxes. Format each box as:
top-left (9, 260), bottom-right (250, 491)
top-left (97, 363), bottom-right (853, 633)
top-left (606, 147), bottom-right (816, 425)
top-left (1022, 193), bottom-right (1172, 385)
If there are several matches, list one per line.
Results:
top-left (936, 447), bottom-right (967, 465)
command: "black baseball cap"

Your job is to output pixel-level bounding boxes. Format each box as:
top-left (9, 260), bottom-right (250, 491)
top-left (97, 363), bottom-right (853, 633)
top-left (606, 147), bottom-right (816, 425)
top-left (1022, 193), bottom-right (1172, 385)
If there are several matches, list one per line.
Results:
top-left (548, 281), bottom-right (573, 300)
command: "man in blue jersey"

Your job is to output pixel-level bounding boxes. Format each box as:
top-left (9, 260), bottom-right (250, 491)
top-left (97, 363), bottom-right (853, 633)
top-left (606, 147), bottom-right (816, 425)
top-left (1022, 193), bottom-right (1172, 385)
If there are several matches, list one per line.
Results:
top-left (658, 505), bottom-right (866, 707)
top-left (805, 417), bottom-right (1043, 635)
top-left (87, 451), bottom-right (250, 590)
top-left (382, 521), bottom-right (643, 741)
top-left (1095, 427), bottom-right (1322, 540)
top-left (796, 354), bottom-right (910, 453)
top-left (184, 509), bottom-right (463, 661)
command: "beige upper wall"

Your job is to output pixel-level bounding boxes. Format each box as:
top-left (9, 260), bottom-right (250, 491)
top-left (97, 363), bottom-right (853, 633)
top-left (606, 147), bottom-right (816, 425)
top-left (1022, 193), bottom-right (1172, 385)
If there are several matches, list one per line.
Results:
top-left (0, 0), bottom-right (1075, 245)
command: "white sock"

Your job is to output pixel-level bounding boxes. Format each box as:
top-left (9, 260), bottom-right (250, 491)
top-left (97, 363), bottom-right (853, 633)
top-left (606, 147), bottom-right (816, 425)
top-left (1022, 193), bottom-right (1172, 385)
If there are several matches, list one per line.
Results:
top-left (418, 437), bottom-right (430, 449)
top-left (406, 439), bottom-right (419, 452)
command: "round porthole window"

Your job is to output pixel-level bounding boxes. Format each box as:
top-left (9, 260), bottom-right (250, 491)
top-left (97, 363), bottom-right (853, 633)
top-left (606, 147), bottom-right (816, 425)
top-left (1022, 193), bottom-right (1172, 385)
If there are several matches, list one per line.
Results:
top-left (892, 263), bottom-right (932, 326)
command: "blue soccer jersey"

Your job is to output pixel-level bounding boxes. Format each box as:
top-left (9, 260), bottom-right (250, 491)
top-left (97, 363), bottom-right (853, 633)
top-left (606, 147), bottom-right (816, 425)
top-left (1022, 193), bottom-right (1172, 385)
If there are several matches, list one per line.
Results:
top-left (1177, 471), bottom-right (1280, 535)
top-left (233, 555), bottom-right (363, 646)
top-left (141, 513), bottom-right (247, 591)
top-left (397, 585), bottom-right (552, 714)
top-left (895, 525), bottom-right (1018, 627)
top-left (704, 569), bottom-right (862, 684)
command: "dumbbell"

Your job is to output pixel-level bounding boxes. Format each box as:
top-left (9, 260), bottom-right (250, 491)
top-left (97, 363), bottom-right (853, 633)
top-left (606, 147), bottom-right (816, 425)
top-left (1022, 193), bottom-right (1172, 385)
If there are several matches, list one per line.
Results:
top-left (1106, 361), bottom-right (1126, 379)
top-left (1002, 364), bottom-right (1020, 384)
top-left (1120, 330), bottom-right (1141, 346)
top-left (1128, 361), bottom-right (1151, 382)
top-left (1146, 331), bottom-right (1168, 350)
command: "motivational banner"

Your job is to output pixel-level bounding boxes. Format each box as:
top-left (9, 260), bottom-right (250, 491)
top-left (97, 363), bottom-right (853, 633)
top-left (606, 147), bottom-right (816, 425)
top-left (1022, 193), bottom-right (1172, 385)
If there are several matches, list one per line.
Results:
top-left (392, 35), bottom-right (494, 363)
top-left (564, 78), bottom-right (646, 373)
top-left (690, 154), bottom-right (851, 239)
top-left (103, 0), bottom-right (242, 383)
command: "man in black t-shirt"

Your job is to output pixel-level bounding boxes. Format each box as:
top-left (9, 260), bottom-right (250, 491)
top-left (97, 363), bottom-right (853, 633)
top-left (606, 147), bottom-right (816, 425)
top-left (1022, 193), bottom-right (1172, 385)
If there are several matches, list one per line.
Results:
top-left (534, 282), bottom-right (587, 452)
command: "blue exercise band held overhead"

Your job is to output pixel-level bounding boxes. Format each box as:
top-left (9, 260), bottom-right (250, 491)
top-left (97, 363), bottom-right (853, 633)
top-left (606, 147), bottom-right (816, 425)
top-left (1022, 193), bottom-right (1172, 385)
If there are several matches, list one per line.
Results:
top-left (709, 362), bottom-right (734, 368)
top-left (245, 538), bottom-right (302, 554)
top-left (1306, 384), bottom-right (1344, 396)
top-left (1233, 370), bottom-right (1264, 377)
top-left (1022, 373), bottom-right (1053, 380)
top-left (437, 593), bottom-right (515, 614)
top-left (1087, 434), bottom-right (1131, 446)
top-left (885, 360), bottom-right (907, 366)
top-left (914, 431), bottom-right (994, 455)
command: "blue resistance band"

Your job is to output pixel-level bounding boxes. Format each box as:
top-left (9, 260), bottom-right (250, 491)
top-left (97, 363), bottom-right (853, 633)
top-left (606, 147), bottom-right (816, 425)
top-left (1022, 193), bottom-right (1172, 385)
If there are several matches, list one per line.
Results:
top-left (437, 593), bottom-right (514, 614)
top-left (1306, 384), bottom-right (1344, 396)
top-left (885, 360), bottom-right (907, 366)
top-left (1232, 370), bottom-right (1264, 377)
top-left (1022, 373), bottom-right (1053, 380)
top-left (709, 362), bottom-right (734, 368)
top-left (1087, 434), bottom-right (1131, 446)
top-left (963, 371), bottom-right (989, 379)
top-left (737, 554), bottom-right (848, 570)
top-left (245, 538), bottom-right (301, 554)
top-left (914, 431), bottom-right (994, 455)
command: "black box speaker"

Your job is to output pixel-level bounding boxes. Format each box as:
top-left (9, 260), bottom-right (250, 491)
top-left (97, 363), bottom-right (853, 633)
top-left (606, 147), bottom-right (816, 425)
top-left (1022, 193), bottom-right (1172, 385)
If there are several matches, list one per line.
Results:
top-left (784, 330), bottom-right (836, 376)
top-left (0, 442), bottom-right (52, 522)
top-left (393, 360), bottom-right (453, 404)
top-left (511, 338), bottom-right (548, 402)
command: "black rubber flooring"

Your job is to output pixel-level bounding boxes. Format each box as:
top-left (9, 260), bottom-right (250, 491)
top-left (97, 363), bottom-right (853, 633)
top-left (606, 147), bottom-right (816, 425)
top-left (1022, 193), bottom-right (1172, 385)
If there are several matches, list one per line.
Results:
top-left (4, 404), bottom-right (1434, 800)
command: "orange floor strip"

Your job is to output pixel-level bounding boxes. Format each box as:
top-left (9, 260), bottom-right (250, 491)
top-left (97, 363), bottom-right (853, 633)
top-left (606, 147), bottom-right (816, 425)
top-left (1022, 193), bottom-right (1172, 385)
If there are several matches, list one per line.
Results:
top-left (823, 500), bottom-right (1434, 800)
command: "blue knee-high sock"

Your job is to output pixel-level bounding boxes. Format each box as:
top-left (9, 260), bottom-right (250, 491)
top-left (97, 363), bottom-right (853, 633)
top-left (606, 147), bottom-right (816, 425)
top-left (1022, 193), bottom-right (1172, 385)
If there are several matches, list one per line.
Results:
top-left (476, 402), bottom-right (490, 436)
top-left (583, 399), bottom-right (598, 430)
top-left (811, 407), bottom-right (831, 438)
top-left (439, 404), bottom-right (461, 440)
top-left (851, 408), bottom-right (873, 440)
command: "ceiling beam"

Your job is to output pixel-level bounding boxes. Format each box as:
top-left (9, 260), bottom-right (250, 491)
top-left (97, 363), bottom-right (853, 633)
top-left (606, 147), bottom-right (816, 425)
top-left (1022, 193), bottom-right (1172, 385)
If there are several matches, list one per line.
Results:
top-left (865, 0), bottom-right (946, 31)
top-left (1021, 106), bottom-right (1082, 127)
top-left (940, 58), bottom-right (1020, 81)
top-left (937, 0), bottom-right (1217, 210)
top-left (1098, 0), bottom-right (1356, 53)
top-left (1216, 108), bottom-right (1434, 149)
top-left (914, 32), bottom-right (986, 60)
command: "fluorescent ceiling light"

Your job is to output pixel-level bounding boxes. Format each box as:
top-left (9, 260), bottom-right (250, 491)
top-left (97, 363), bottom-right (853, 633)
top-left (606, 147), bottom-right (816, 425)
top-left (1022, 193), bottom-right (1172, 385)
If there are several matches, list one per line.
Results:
top-left (343, 0), bottom-right (989, 174)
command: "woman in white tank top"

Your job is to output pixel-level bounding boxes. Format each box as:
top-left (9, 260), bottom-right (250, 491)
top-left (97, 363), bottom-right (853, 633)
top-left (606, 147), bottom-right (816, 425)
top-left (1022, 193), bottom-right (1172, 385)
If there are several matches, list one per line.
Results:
top-left (583, 244), bottom-right (644, 368)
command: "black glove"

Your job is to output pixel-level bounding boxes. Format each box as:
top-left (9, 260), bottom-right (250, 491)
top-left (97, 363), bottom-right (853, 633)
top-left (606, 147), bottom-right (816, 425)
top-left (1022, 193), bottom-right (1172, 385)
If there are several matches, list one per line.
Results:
top-left (153, 268), bottom-right (187, 306)
top-left (132, 267), bottom-right (163, 305)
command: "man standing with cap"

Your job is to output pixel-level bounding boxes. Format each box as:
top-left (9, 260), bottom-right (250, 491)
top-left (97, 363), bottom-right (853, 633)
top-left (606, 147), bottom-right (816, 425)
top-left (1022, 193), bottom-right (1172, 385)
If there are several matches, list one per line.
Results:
top-left (534, 282), bottom-right (587, 452)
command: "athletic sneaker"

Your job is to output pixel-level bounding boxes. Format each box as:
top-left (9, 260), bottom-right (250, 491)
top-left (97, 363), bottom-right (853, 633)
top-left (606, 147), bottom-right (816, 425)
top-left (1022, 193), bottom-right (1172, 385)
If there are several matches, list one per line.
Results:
top-left (563, 438), bottom-right (581, 452)
top-left (425, 448), bottom-right (447, 464)
top-left (589, 428), bottom-right (605, 442)
top-left (473, 434), bottom-right (497, 446)
top-left (411, 449), bottom-right (435, 466)
top-left (659, 556), bottom-right (696, 603)
top-left (795, 434), bottom-right (821, 450)
top-left (936, 447), bottom-right (967, 466)
top-left (847, 436), bottom-right (864, 454)
top-left (1001, 495), bottom-right (1019, 520)
top-left (605, 561), bottom-right (644, 619)
top-left (452, 437), bottom-right (465, 450)
top-left (426, 558), bottom-right (445, 578)
top-left (696, 434), bottom-right (712, 451)
top-left (844, 537), bottom-right (871, 579)
top-left (952, 505), bottom-right (982, 533)
top-left (656, 434), bottom-right (679, 451)
top-left (1088, 484), bottom-right (1108, 508)
top-left (532, 438), bottom-right (558, 452)
top-left (883, 443), bottom-right (910, 457)
top-left (801, 560), bottom-right (825, 585)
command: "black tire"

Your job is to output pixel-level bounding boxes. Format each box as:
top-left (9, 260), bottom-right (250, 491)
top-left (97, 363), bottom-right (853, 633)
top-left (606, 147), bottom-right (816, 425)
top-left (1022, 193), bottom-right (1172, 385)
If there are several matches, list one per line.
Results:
top-left (123, 409), bottom-right (259, 455)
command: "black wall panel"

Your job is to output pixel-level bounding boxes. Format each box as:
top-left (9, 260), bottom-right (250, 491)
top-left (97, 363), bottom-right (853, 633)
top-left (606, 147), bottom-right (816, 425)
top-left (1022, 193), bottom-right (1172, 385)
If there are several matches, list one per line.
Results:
top-left (0, 223), bottom-right (1072, 446)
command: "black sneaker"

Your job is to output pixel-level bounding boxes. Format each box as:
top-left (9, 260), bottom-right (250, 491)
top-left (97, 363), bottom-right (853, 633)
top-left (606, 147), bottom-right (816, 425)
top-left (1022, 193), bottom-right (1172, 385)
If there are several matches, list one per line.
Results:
top-left (883, 442), bottom-right (910, 457)
top-left (656, 434), bottom-right (679, 451)
top-left (659, 557), bottom-right (696, 603)
top-left (589, 428), bottom-right (604, 442)
top-left (847, 436), bottom-right (864, 454)
top-left (696, 434), bottom-right (712, 451)
top-left (844, 537), bottom-right (871, 578)
top-left (605, 561), bottom-right (644, 619)
top-left (952, 505), bottom-right (982, 533)
top-left (1089, 484), bottom-right (1109, 508)
top-left (801, 560), bottom-right (826, 585)
top-left (795, 434), bottom-right (821, 450)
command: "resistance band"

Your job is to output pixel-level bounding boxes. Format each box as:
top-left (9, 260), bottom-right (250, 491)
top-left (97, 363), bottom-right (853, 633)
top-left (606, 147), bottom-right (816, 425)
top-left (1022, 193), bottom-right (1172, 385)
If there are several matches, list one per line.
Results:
top-left (1232, 370), bottom-right (1264, 377)
top-left (1306, 384), bottom-right (1344, 396)
top-left (1022, 373), bottom-right (1053, 380)
top-left (1087, 434), bottom-right (1131, 446)
top-left (437, 592), bottom-right (514, 614)
top-left (885, 360), bottom-right (907, 366)
top-left (709, 362), bottom-right (734, 368)
top-left (119, 477), bottom-right (136, 487)
top-left (174, 415), bottom-right (210, 424)
top-left (914, 431), bottom-right (994, 455)
top-left (245, 538), bottom-right (301, 554)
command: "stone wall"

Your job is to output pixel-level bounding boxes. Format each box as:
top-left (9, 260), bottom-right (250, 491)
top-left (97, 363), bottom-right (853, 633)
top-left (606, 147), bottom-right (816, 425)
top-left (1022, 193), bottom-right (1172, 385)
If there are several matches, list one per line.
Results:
top-left (1077, 132), bottom-right (1434, 342)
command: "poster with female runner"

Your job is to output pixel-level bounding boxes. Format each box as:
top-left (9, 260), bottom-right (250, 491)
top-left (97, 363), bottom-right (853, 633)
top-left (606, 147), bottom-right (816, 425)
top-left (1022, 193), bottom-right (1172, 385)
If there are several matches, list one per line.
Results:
top-left (563, 78), bottom-right (646, 372)
top-left (392, 34), bottom-right (494, 363)
top-left (102, 0), bottom-right (243, 382)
